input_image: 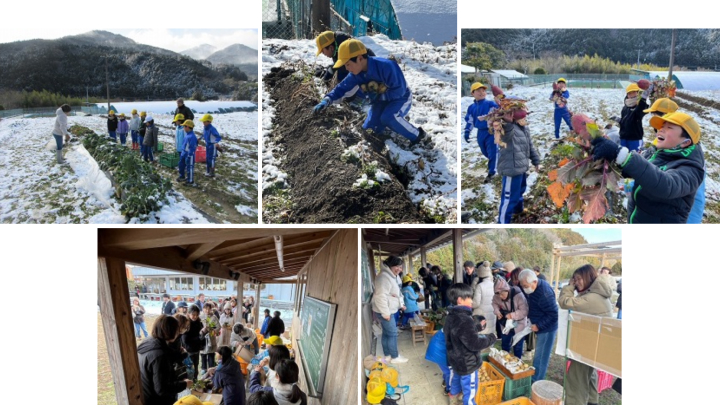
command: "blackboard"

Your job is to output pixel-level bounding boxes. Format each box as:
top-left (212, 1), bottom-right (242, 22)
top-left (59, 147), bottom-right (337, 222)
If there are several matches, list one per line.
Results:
top-left (298, 296), bottom-right (337, 397)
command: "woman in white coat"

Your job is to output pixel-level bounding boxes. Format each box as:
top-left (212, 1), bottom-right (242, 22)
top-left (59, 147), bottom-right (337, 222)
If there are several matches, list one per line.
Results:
top-left (471, 261), bottom-right (497, 335)
top-left (371, 256), bottom-right (407, 364)
top-left (52, 104), bottom-right (72, 163)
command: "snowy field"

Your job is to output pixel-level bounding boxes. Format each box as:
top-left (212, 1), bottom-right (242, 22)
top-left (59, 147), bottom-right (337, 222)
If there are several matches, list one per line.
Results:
top-left (462, 86), bottom-right (720, 223)
top-left (262, 34), bottom-right (457, 222)
top-left (0, 111), bottom-right (258, 224)
top-left (97, 100), bottom-right (256, 116)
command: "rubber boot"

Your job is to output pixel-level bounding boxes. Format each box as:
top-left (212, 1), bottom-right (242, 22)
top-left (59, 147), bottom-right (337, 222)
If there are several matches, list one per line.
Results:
top-left (56, 150), bottom-right (65, 164)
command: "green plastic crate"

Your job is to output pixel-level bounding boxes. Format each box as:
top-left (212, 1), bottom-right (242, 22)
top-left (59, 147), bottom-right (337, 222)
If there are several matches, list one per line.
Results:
top-left (156, 142), bottom-right (164, 152)
top-left (159, 153), bottom-right (180, 168)
top-left (490, 363), bottom-right (533, 401)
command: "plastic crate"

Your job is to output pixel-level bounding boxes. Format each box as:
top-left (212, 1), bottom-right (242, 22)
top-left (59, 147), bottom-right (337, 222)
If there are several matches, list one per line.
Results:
top-left (475, 361), bottom-right (505, 405)
top-left (159, 153), bottom-right (180, 168)
top-left (495, 365), bottom-right (532, 401)
top-left (499, 397), bottom-right (535, 405)
top-left (195, 145), bottom-right (206, 163)
top-left (156, 142), bottom-right (164, 152)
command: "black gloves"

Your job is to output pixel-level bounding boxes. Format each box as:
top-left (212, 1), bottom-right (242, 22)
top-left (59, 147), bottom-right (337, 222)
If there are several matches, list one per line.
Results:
top-left (591, 137), bottom-right (621, 161)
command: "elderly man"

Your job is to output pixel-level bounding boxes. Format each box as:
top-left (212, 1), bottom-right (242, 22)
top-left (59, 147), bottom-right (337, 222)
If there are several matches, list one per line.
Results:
top-left (518, 269), bottom-right (558, 382)
top-left (463, 260), bottom-right (478, 286)
top-left (175, 98), bottom-right (194, 122)
top-left (372, 255), bottom-right (408, 364)
top-left (196, 293), bottom-right (206, 311)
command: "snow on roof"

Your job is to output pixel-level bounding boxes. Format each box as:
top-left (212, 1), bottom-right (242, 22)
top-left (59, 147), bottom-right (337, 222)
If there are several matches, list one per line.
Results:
top-left (460, 64), bottom-right (476, 73)
top-left (647, 70), bottom-right (720, 91)
top-left (491, 70), bottom-right (528, 79)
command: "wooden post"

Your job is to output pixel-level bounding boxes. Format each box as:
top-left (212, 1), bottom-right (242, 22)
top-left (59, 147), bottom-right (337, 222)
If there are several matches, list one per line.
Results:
top-left (234, 280), bottom-right (244, 324)
top-left (453, 229), bottom-right (463, 283)
top-left (549, 251), bottom-right (556, 288)
top-left (420, 247), bottom-right (427, 270)
top-left (408, 254), bottom-right (414, 277)
top-left (367, 248), bottom-right (376, 278)
top-left (555, 255), bottom-right (563, 295)
top-left (98, 257), bottom-right (144, 405)
top-left (254, 283), bottom-right (261, 329)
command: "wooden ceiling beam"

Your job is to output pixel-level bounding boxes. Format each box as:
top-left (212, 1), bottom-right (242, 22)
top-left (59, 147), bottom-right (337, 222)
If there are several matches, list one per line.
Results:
top-left (185, 241), bottom-right (224, 262)
top-left (220, 245), bottom-right (320, 267)
top-left (212, 238), bottom-right (325, 263)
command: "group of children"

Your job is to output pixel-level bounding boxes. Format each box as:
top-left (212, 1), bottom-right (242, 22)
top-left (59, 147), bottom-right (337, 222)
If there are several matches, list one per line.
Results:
top-left (463, 77), bottom-right (706, 224)
top-left (106, 110), bottom-right (222, 185)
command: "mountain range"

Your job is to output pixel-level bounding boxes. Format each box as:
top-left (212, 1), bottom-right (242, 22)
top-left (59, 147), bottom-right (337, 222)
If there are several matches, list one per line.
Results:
top-left (0, 30), bottom-right (258, 99)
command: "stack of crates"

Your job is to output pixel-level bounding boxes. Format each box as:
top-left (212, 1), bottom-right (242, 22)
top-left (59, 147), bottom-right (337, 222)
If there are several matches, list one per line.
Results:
top-left (475, 362), bottom-right (505, 405)
top-left (490, 363), bottom-right (533, 401)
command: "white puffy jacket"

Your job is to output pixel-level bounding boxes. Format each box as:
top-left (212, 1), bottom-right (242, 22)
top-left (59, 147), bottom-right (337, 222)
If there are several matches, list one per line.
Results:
top-left (53, 108), bottom-right (69, 136)
top-left (371, 264), bottom-right (405, 318)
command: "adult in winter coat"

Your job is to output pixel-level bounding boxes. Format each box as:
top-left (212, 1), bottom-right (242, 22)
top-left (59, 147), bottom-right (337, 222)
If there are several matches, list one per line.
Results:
top-left (444, 283), bottom-right (498, 405)
top-left (161, 293), bottom-right (176, 315)
top-left (137, 315), bottom-right (192, 405)
top-left (314, 30), bottom-right (376, 83)
top-left (178, 120), bottom-right (198, 185)
top-left (199, 303), bottom-right (219, 373)
top-left (518, 269), bottom-right (558, 383)
top-left (266, 311), bottom-right (285, 338)
top-left (174, 114), bottom-right (186, 155)
top-left (616, 280), bottom-right (622, 319)
top-left (211, 346), bottom-right (246, 405)
top-left (138, 111), bottom-right (147, 154)
top-left (464, 82), bottom-right (501, 183)
top-left (107, 110), bottom-right (119, 141)
top-left (260, 309), bottom-right (272, 338)
top-left (314, 40), bottom-right (428, 146)
top-left (142, 116), bottom-right (159, 162)
top-left (462, 260), bottom-right (478, 287)
top-left (117, 113), bottom-right (129, 145)
top-left (418, 267), bottom-right (438, 310)
top-left (219, 302), bottom-right (234, 347)
top-left (182, 305), bottom-right (205, 380)
top-left (471, 262), bottom-right (496, 335)
top-left (550, 78), bottom-right (573, 139)
top-left (129, 109), bottom-right (141, 150)
top-left (175, 98), bottom-right (195, 121)
top-left (200, 114), bottom-right (222, 178)
top-left (591, 112), bottom-right (705, 223)
top-left (494, 111), bottom-right (540, 224)
top-left (492, 278), bottom-right (529, 358)
top-left (372, 256), bottom-right (407, 364)
top-left (558, 265), bottom-right (614, 405)
top-left (52, 104), bottom-right (72, 164)
top-left (132, 298), bottom-right (149, 339)
top-left (433, 266), bottom-right (452, 308)
top-left (249, 359), bottom-right (308, 405)
top-left (618, 83), bottom-right (650, 151)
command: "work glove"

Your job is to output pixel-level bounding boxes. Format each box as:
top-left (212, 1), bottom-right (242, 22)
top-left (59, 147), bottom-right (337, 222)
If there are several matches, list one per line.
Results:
top-left (641, 83), bottom-right (654, 100)
top-left (591, 136), bottom-right (622, 161)
top-left (314, 97), bottom-right (331, 113)
top-left (464, 132), bottom-right (470, 143)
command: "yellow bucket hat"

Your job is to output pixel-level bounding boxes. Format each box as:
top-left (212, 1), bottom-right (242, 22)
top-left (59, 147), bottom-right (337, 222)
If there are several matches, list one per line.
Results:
top-left (649, 112), bottom-right (701, 144)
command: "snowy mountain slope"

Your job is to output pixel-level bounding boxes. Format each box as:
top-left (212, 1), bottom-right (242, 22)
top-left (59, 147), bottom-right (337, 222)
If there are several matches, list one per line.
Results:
top-left (262, 34), bottom-right (457, 223)
top-left (461, 85), bottom-right (720, 223)
top-left (181, 44), bottom-right (219, 60)
top-left (207, 44), bottom-right (259, 65)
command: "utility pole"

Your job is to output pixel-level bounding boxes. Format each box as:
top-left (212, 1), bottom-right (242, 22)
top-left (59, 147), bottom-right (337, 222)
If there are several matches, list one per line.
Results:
top-left (668, 29), bottom-right (677, 81)
top-left (106, 55), bottom-right (110, 112)
top-left (636, 49), bottom-right (641, 69)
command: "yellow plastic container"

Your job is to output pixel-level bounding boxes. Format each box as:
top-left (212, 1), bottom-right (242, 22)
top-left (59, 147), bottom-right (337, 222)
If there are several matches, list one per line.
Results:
top-left (475, 362), bottom-right (505, 405)
top-left (499, 397), bottom-right (536, 405)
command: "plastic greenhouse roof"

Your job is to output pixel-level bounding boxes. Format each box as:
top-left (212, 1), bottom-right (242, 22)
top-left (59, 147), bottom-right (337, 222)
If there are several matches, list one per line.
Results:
top-left (460, 64), bottom-right (476, 73)
top-left (647, 71), bottom-right (720, 91)
top-left (491, 70), bottom-right (528, 79)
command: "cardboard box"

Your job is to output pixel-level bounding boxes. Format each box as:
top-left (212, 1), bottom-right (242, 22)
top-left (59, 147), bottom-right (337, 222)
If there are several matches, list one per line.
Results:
top-left (191, 390), bottom-right (223, 405)
top-left (565, 312), bottom-right (622, 378)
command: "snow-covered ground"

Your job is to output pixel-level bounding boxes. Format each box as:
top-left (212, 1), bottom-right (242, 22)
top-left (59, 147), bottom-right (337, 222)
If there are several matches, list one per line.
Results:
top-left (0, 111), bottom-right (257, 223)
top-left (97, 100), bottom-right (256, 116)
top-left (262, 34), bottom-right (457, 222)
top-left (462, 85), bottom-right (720, 223)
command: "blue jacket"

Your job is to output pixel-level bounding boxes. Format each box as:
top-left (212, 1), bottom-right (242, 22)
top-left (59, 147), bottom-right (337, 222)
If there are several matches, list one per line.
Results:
top-left (182, 130), bottom-right (198, 156)
top-left (550, 90), bottom-right (570, 112)
top-left (175, 127), bottom-right (185, 153)
top-left (402, 286), bottom-right (419, 313)
top-left (326, 56), bottom-right (408, 103)
top-left (212, 358), bottom-right (245, 405)
top-left (425, 328), bottom-right (448, 368)
top-left (525, 279), bottom-right (558, 333)
top-left (688, 176), bottom-right (706, 224)
top-left (203, 124), bottom-right (222, 145)
top-left (464, 99), bottom-right (499, 137)
top-left (260, 315), bottom-right (271, 337)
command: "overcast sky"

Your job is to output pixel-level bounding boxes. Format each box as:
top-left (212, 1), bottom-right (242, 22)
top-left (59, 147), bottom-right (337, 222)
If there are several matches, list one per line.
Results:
top-left (0, 28), bottom-right (258, 52)
top-left (571, 228), bottom-right (622, 244)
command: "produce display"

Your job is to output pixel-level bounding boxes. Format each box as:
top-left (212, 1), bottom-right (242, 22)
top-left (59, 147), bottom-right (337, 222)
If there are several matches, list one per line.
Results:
top-left (491, 349), bottom-right (534, 374)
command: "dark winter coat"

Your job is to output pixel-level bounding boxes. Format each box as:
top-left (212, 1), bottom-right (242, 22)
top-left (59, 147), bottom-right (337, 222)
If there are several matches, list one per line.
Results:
top-left (161, 300), bottom-right (175, 315)
top-left (266, 316), bottom-right (285, 337)
top-left (107, 116), bottom-right (118, 131)
top-left (463, 271), bottom-right (478, 287)
top-left (622, 143), bottom-right (705, 223)
top-left (497, 121), bottom-right (540, 177)
top-left (137, 337), bottom-right (187, 405)
top-left (143, 125), bottom-right (159, 147)
top-left (212, 358), bottom-right (246, 405)
top-left (616, 281), bottom-right (622, 310)
top-left (249, 371), bottom-right (308, 405)
top-left (525, 279), bottom-right (559, 334)
top-left (175, 104), bottom-right (194, 121)
top-left (444, 305), bottom-right (497, 375)
top-left (619, 97), bottom-right (649, 141)
top-left (139, 118), bottom-right (147, 136)
top-left (181, 318), bottom-right (205, 353)
top-left (438, 274), bottom-right (453, 307)
top-left (132, 305), bottom-right (146, 324)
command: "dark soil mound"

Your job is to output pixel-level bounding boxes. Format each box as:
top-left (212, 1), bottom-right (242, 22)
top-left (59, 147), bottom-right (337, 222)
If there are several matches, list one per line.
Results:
top-left (263, 67), bottom-right (424, 223)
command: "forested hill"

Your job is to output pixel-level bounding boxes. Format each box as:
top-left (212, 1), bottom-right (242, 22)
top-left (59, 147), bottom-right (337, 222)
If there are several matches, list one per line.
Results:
top-left (0, 31), bottom-right (250, 99)
top-left (462, 29), bottom-right (720, 70)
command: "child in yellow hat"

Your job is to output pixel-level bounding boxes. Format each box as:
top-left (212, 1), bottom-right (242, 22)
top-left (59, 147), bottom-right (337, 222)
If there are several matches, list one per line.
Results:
top-left (107, 110), bottom-right (118, 142)
top-left (550, 78), bottom-right (573, 139)
top-left (618, 82), bottom-right (652, 151)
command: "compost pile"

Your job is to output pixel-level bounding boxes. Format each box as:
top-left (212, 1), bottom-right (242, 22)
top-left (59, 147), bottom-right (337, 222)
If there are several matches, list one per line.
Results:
top-left (263, 66), bottom-right (425, 223)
